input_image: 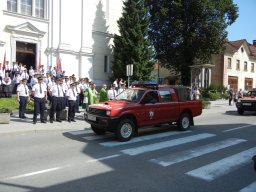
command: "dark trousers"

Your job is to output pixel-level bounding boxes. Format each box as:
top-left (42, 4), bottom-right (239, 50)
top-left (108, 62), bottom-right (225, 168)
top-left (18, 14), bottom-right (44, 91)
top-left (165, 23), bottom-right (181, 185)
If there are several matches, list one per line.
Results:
top-left (76, 95), bottom-right (80, 112)
top-left (79, 92), bottom-right (84, 106)
top-left (68, 100), bottom-right (76, 120)
top-left (19, 96), bottom-right (28, 118)
top-left (50, 97), bottom-right (61, 121)
top-left (61, 96), bottom-right (66, 110)
top-left (33, 97), bottom-right (46, 122)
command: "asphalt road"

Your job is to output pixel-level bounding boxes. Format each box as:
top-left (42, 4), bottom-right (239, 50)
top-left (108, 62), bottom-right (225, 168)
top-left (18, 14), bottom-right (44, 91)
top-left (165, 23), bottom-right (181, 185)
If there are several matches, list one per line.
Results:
top-left (0, 100), bottom-right (256, 192)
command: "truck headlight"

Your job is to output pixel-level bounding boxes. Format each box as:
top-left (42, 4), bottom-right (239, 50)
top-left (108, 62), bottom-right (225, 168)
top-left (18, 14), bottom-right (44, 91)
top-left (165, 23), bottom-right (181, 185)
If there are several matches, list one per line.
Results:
top-left (106, 111), bottom-right (111, 116)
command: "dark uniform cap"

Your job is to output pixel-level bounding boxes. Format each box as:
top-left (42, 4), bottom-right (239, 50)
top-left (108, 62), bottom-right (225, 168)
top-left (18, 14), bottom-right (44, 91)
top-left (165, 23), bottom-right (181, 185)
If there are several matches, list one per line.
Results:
top-left (21, 78), bottom-right (27, 81)
top-left (37, 76), bottom-right (43, 80)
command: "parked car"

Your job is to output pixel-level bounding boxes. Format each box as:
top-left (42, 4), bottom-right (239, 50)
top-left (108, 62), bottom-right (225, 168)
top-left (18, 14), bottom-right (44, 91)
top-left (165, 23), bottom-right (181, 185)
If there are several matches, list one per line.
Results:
top-left (84, 82), bottom-right (202, 141)
top-left (236, 88), bottom-right (256, 115)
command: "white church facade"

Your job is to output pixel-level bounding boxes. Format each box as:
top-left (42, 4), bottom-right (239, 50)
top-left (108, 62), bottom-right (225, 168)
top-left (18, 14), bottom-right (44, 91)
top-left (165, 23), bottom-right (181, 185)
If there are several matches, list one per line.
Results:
top-left (0, 0), bottom-right (123, 85)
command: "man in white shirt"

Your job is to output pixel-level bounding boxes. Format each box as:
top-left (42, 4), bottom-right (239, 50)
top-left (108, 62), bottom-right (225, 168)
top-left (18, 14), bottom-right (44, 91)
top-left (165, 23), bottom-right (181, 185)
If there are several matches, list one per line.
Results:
top-left (13, 72), bottom-right (22, 94)
top-left (5, 61), bottom-right (11, 75)
top-left (66, 82), bottom-right (77, 122)
top-left (28, 66), bottom-right (34, 83)
top-left (49, 78), bottom-right (64, 123)
top-left (51, 67), bottom-right (56, 78)
top-left (30, 73), bottom-right (38, 89)
top-left (74, 82), bottom-right (81, 113)
top-left (17, 78), bottom-right (30, 118)
top-left (108, 84), bottom-right (118, 100)
top-left (21, 69), bottom-right (29, 80)
top-left (117, 83), bottom-right (126, 95)
top-left (32, 76), bottom-right (47, 124)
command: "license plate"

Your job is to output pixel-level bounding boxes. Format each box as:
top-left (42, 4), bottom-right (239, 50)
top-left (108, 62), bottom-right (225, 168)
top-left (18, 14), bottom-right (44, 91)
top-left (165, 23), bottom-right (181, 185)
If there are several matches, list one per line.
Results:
top-left (242, 103), bottom-right (252, 106)
top-left (88, 114), bottom-right (96, 121)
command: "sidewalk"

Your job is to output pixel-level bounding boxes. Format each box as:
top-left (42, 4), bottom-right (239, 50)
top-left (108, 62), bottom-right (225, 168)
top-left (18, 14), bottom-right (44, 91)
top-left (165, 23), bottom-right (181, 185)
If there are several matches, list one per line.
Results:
top-left (0, 99), bottom-right (236, 136)
top-left (0, 108), bottom-right (91, 136)
top-left (202, 99), bottom-right (237, 115)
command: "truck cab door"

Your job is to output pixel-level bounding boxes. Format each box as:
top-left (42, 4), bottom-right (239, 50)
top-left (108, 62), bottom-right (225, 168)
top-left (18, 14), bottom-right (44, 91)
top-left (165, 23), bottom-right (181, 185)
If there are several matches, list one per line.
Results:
top-left (137, 91), bottom-right (162, 126)
top-left (158, 90), bottom-right (180, 122)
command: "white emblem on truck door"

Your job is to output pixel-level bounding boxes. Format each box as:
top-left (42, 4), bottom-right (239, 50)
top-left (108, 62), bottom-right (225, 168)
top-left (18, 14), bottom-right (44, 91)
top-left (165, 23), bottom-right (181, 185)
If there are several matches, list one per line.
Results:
top-left (149, 111), bottom-right (154, 119)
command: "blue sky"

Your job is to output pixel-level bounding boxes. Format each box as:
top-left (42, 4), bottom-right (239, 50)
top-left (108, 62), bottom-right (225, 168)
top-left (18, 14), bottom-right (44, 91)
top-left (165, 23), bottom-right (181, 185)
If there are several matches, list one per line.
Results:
top-left (227, 0), bottom-right (256, 44)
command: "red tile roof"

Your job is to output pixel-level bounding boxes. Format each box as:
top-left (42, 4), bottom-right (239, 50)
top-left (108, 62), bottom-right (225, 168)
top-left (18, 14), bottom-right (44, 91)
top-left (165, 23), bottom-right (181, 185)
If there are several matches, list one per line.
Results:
top-left (225, 39), bottom-right (256, 57)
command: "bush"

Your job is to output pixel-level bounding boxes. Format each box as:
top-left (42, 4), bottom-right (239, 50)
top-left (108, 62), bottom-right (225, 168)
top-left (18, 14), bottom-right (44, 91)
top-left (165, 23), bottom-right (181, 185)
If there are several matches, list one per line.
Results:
top-left (202, 100), bottom-right (211, 109)
top-left (208, 92), bottom-right (221, 101)
top-left (0, 108), bottom-right (12, 113)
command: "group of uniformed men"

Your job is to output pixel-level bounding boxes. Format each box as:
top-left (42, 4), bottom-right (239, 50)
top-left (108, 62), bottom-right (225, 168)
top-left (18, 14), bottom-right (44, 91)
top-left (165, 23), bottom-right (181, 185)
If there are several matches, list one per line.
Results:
top-left (16, 71), bottom-right (93, 124)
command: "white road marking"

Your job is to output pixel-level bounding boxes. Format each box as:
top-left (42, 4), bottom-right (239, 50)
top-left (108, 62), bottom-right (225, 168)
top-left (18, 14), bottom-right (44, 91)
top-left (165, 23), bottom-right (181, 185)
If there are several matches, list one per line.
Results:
top-left (223, 124), bottom-right (256, 132)
top-left (150, 138), bottom-right (246, 167)
top-left (186, 147), bottom-right (256, 181)
top-left (100, 131), bottom-right (191, 147)
top-left (87, 154), bottom-right (121, 163)
top-left (4, 167), bottom-right (62, 180)
top-left (240, 181), bottom-right (256, 192)
top-left (121, 133), bottom-right (215, 156)
top-left (68, 129), bottom-right (93, 135)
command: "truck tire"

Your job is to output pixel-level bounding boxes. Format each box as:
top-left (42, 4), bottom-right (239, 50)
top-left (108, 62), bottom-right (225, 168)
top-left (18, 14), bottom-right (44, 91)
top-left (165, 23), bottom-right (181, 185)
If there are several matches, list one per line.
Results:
top-left (178, 112), bottom-right (191, 131)
top-left (115, 119), bottom-right (135, 142)
top-left (237, 108), bottom-right (244, 115)
top-left (91, 125), bottom-right (106, 135)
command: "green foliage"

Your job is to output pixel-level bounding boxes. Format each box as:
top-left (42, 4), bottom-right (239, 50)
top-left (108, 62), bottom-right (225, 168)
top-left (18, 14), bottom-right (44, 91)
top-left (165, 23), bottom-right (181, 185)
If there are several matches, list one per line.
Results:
top-left (222, 91), bottom-right (229, 100)
top-left (0, 98), bottom-right (19, 111)
top-left (208, 92), bottom-right (220, 101)
top-left (111, 0), bottom-right (155, 82)
top-left (147, 0), bottom-right (238, 85)
top-left (0, 97), bottom-right (34, 112)
top-left (0, 108), bottom-right (12, 113)
top-left (200, 84), bottom-right (228, 100)
top-left (208, 84), bottom-right (226, 92)
top-left (202, 100), bottom-right (211, 109)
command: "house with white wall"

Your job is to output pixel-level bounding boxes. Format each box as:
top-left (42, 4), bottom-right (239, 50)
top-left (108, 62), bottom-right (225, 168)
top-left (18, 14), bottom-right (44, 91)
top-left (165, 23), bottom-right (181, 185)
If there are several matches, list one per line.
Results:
top-left (212, 39), bottom-right (256, 92)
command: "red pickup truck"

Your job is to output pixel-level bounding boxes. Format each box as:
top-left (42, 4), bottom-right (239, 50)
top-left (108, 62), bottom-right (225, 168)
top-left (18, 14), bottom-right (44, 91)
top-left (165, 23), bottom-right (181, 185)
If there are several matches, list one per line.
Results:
top-left (84, 83), bottom-right (202, 141)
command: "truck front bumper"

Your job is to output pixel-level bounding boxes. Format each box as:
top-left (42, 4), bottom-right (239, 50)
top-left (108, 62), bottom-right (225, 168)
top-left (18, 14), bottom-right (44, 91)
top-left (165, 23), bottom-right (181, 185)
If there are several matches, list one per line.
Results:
top-left (84, 113), bottom-right (120, 132)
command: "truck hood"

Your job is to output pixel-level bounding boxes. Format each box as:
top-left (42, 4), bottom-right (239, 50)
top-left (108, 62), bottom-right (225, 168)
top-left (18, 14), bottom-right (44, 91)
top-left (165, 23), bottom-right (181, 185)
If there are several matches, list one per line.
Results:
top-left (240, 97), bottom-right (256, 101)
top-left (90, 100), bottom-right (130, 110)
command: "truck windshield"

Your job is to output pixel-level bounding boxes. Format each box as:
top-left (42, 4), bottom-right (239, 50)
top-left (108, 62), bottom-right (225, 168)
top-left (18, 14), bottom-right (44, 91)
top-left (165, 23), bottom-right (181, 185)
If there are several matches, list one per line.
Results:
top-left (115, 89), bottom-right (145, 103)
top-left (246, 91), bottom-right (256, 97)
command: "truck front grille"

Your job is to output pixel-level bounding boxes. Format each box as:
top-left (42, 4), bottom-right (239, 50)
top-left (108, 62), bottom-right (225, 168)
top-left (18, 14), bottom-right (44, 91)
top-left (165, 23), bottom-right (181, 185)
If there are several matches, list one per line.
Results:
top-left (88, 108), bottom-right (107, 117)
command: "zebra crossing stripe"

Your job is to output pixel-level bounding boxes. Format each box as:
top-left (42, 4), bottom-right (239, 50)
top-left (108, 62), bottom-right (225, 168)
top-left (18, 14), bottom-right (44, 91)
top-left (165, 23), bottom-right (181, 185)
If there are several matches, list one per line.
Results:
top-left (100, 131), bottom-right (191, 147)
top-left (121, 133), bottom-right (215, 156)
top-left (150, 138), bottom-right (246, 167)
top-left (240, 181), bottom-right (256, 192)
top-left (186, 147), bottom-right (256, 181)
top-left (68, 129), bottom-right (93, 135)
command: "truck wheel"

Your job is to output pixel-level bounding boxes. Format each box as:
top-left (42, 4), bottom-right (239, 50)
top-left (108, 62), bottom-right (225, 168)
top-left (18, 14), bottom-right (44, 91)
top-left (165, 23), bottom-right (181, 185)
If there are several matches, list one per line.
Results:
top-left (116, 119), bottom-right (135, 142)
top-left (91, 125), bottom-right (106, 135)
top-left (237, 109), bottom-right (244, 115)
top-left (178, 112), bottom-right (191, 131)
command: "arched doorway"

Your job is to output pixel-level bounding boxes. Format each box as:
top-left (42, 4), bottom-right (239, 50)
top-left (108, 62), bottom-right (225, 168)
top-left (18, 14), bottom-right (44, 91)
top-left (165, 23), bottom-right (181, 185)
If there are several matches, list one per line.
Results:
top-left (16, 41), bottom-right (36, 70)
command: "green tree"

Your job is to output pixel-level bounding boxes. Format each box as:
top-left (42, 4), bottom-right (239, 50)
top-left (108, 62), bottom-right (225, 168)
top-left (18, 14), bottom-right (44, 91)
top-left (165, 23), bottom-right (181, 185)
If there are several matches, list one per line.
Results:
top-left (111, 0), bottom-right (155, 82)
top-left (147, 0), bottom-right (238, 85)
